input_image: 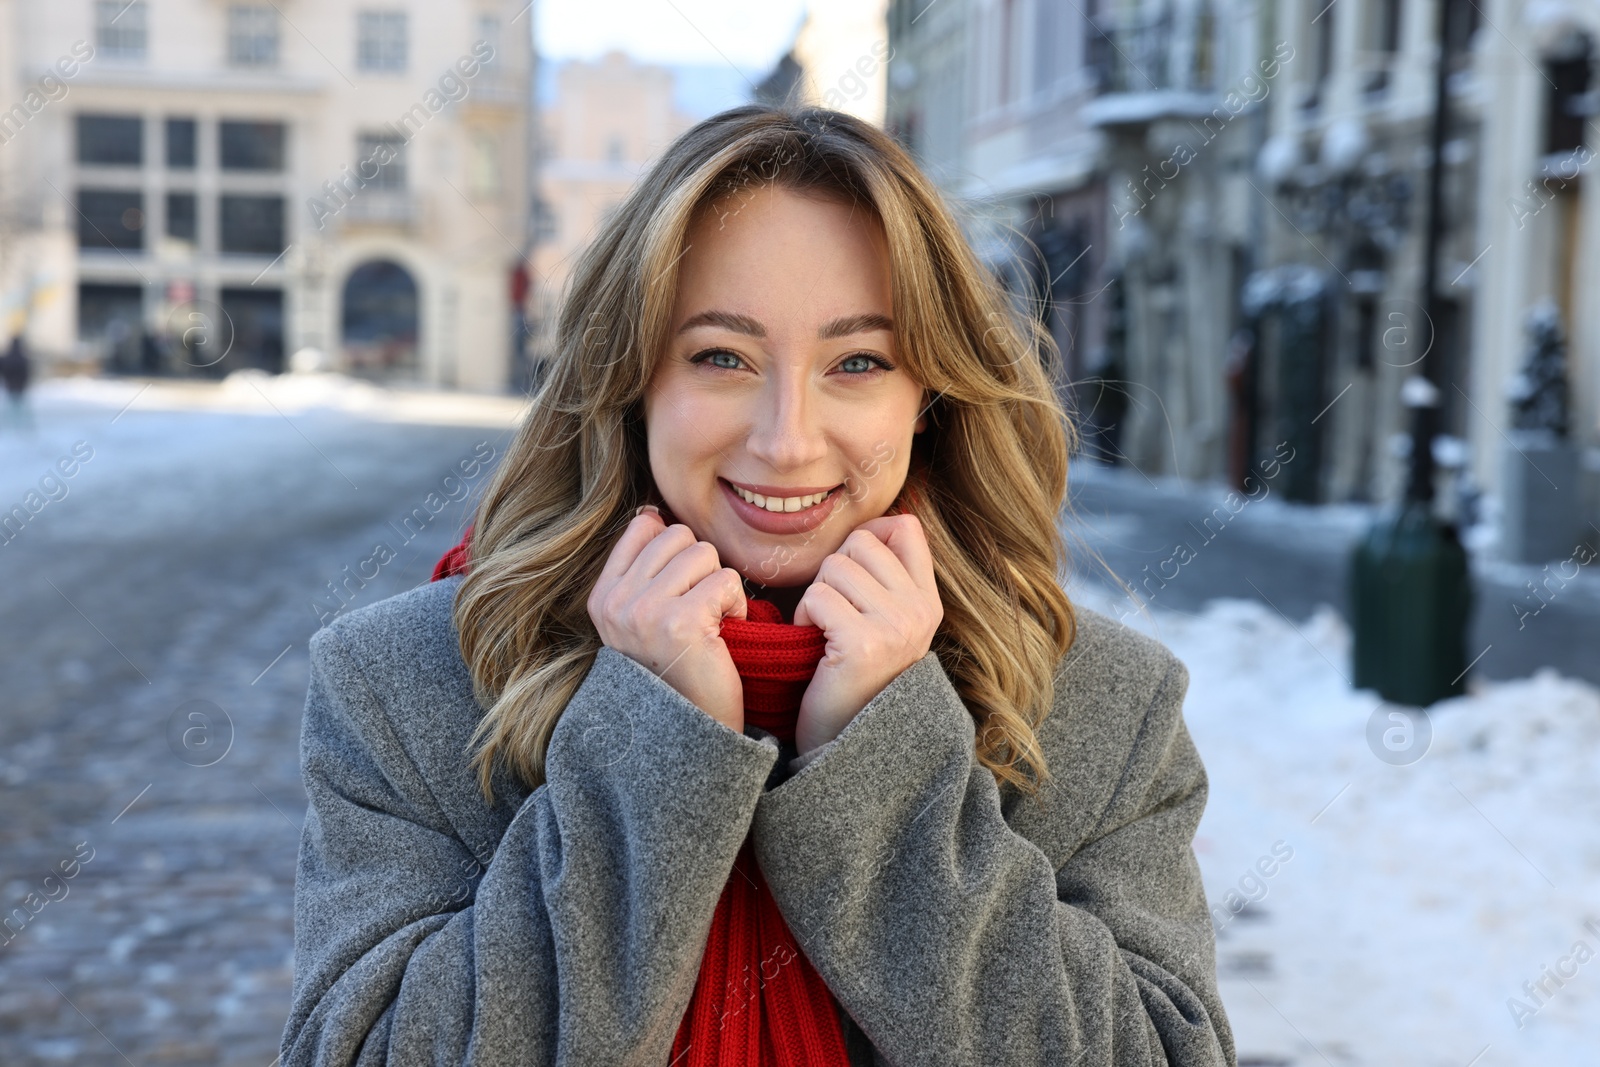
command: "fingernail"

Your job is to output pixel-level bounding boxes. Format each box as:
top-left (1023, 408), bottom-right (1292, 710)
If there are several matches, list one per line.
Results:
top-left (635, 504), bottom-right (659, 517)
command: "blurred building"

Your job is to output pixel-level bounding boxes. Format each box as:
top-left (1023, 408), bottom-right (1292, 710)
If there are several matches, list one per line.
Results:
top-left (1246, 0), bottom-right (1485, 506)
top-left (886, 0), bottom-right (1258, 476)
top-left (886, 0), bottom-right (1600, 536)
top-left (758, 0), bottom-right (892, 126)
top-left (0, 0), bottom-right (533, 390)
top-left (1471, 4), bottom-right (1600, 523)
top-left (527, 52), bottom-right (695, 359)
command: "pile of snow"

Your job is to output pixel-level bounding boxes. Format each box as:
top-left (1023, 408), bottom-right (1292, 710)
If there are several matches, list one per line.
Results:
top-left (1069, 584), bottom-right (1600, 1064)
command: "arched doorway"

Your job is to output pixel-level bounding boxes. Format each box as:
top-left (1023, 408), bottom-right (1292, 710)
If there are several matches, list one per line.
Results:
top-left (341, 260), bottom-right (418, 377)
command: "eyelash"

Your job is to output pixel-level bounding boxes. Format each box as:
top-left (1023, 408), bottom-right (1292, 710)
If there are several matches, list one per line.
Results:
top-left (689, 348), bottom-right (895, 376)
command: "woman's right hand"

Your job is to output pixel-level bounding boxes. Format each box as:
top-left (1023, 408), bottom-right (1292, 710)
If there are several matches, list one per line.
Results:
top-left (587, 507), bottom-right (748, 732)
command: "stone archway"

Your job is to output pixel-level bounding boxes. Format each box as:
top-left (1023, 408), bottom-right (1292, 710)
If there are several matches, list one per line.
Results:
top-left (340, 259), bottom-right (419, 377)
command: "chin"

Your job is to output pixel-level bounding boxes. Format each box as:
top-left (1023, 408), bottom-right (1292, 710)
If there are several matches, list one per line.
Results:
top-left (722, 537), bottom-right (825, 589)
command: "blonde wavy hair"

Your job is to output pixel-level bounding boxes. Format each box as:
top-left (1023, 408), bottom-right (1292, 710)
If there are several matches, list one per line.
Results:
top-left (456, 105), bottom-right (1078, 804)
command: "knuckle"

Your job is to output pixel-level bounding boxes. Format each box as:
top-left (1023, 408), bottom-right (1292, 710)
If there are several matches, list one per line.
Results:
top-left (620, 599), bottom-right (649, 634)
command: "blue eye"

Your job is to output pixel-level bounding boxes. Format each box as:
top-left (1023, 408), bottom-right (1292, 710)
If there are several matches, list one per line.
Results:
top-left (839, 354), bottom-right (892, 374)
top-left (692, 349), bottom-right (745, 371)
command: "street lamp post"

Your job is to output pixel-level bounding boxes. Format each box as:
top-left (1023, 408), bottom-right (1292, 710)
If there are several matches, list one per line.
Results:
top-left (1348, 0), bottom-right (1473, 705)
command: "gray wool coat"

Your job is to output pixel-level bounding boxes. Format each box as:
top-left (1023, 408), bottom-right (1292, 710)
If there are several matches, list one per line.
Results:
top-left (280, 573), bottom-right (1236, 1066)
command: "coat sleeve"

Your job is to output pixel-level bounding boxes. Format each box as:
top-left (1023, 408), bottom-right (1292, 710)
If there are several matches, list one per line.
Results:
top-left (749, 650), bottom-right (1234, 1067)
top-left (279, 629), bottom-right (780, 1067)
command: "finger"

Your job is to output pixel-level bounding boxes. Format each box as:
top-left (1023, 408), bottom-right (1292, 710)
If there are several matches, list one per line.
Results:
top-left (686, 566), bottom-right (748, 623)
top-left (792, 579), bottom-right (856, 633)
top-left (815, 552), bottom-right (889, 617)
top-left (649, 539), bottom-right (723, 599)
top-left (626, 523), bottom-right (700, 583)
top-left (835, 528), bottom-right (916, 595)
top-left (852, 514), bottom-right (936, 593)
top-left (598, 510), bottom-right (668, 584)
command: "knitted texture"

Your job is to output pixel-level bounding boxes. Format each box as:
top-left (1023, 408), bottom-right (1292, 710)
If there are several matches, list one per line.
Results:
top-left (432, 528), bottom-right (849, 1066)
top-left (431, 525), bottom-right (473, 582)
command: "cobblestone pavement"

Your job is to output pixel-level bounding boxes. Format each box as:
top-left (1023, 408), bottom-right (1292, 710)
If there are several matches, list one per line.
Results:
top-left (0, 386), bottom-right (518, 1066)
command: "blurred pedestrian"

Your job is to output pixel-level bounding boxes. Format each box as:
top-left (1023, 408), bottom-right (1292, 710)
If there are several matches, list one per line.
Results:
top-left (0, 333), bottom-right (35, 434)
top-left (139, 328), bottom-right (165, 375)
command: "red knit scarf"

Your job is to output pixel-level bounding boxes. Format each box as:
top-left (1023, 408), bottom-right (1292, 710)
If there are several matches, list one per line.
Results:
top-left (432, 527), bottom-right (851, 1066)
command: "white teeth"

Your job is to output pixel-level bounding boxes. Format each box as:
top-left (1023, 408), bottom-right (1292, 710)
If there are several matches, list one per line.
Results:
top-left (731, 484), bottom-right (832, 512)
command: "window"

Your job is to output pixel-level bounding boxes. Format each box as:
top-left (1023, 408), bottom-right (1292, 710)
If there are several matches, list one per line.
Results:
top-left (1361, 0), bottom-right (1401, 93)
top-left (78, 284), bottom-right (144, 340)
top-left (357, 131), bottom-right (407, 189)
top-left (166, 192), bottom-right (197, 242)
top-left (469, 133), bottom-right (500, 195)
top-left (532, 197), bottom-right (556, 243)
top-left (1544, 30), bottom-right (1593, 154)
top-left (476, 14), bottom-right (500, 72)
top-left (77, 114), bottom-right (143, 165)
top-left (77, 189), bottom-right (145, 249)
top-left (220, 194), bottom-right (286, 254)
top-left (220, 120), bottom-right (286, 170)
top-left (1304, 0), bottom-right (1335, 110)
top-left (228, 5), bottom-right (280, 67)
top-left (357, 11), bottom-right (408, 72)
top-left (96, 0), bottom-right (148, 60)
top-left (1444, 0), bottom-right (1480, 65)
top-left (166, 118), bottom-right (196, 168)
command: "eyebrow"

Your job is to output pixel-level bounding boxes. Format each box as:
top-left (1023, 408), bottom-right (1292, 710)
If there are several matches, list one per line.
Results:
top-left (676, 310), bottom-right (894, 340)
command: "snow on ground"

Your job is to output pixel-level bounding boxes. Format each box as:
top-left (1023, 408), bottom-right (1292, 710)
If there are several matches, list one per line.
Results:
top-left (1068, 584), bottom-right (1600, 1065)
top-left (25, 370), bottom-right (529, 427)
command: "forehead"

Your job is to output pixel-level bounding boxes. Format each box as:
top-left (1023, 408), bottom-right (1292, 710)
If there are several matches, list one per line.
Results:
top-left (671, 185), bottom-right (892, 324)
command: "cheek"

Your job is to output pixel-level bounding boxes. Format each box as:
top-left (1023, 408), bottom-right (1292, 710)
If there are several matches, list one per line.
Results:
top-left (644, 378), bottom-right (730, 493)
top-left (845, 409), bottom-right (919, 505)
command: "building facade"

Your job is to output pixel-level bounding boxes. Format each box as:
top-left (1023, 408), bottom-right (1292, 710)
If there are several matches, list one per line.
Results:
top-left (0, 0), bottom-right (533, 391)
top-left (887, 0), bottom-right (1264, 475)
top-left (885, 0), bottom-right (1600, 535)
top-left (1246, 0), bottom-right (1486, 506)
top-left (1471, 0), bottom-right (1600, 526)
top-left (527, 52), bottom-right (695, 361)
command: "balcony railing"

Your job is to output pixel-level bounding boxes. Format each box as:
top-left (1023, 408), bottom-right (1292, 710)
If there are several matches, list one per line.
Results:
top-left (1085, 8), bottom-right (1217, 96)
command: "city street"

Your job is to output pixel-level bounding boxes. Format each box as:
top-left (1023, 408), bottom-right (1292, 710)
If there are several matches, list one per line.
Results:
top-left (2, 376), bottom-right (1596, 1065)
top-left (0, 376), bottom-right (522, 1066)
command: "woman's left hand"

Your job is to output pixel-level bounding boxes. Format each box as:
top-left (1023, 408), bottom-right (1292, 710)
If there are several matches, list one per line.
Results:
top-left (792, 514), bottom-right (943, 757)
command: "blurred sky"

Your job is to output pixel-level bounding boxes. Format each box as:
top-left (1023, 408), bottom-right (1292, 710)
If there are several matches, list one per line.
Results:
top-left (536, 0), bottom-right (808, 118)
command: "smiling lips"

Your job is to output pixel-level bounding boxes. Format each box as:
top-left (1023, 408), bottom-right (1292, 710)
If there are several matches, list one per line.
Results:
top-left (728, 481), bottom-right (835, 513)
top-left (720, 478), bottom-right (843, 534)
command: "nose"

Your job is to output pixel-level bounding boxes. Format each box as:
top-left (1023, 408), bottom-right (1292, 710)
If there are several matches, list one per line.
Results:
top-left (743, 369), bottom-right (828, 473)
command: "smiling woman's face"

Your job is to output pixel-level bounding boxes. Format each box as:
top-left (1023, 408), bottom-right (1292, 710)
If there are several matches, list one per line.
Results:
top-left (644, 183), bottom-right (927, 590)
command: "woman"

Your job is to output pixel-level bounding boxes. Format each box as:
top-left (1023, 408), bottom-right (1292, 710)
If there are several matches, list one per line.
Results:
top-left (280, 106), bottom-right (1235, 1066)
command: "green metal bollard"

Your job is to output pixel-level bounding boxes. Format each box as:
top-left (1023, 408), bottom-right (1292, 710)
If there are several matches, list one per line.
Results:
top-left (1349, 499), bottom-right (1472, 705)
